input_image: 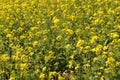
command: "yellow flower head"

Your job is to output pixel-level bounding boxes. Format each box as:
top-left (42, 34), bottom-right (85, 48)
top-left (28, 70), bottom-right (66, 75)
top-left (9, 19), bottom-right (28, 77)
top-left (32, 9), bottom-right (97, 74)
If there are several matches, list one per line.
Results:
top-left (75, 64), bottom-right (80, 70)
top-left (56, 35), bottom-right (62, 41)
top-left (75, 29), bottom-right (81, 35)
top-left (90, 35), bottom-right (99, 44)
top-left (20, 35), bottom-right (26, 40)
top-left (103, 46), bottom-right (108, 51)
top-left (39, 73), bottom-right (45, 79)
top-left (42, 67), bottom-right (47, 72)
top-left (116, 61), bottom-right (120, 67)
top-left (6, 34), bottom-right (13, 38)
top-left (66, 29), bottom-right (74, 35)
top-left (53, 17), bottom-right (60, 24)
top-left (0, 54), bottom-right (10, 62)
top-left (9, 77), bottom-right (15, 80)
top-left (33, 41), bottom-right (39, 47)
top-left (58, 74), bottom-right (65, 80)
top-left (110, 32), bottom-right (119, 39)
top-left (20, 63), bottom-right (28, 71)
top-left (49, 71), bottom-right (57, 79)
top-left (106, 57), bottom-right (115, 66)
top-left (93, 57), bottom-right (98, 62)
top-left (65, 44), bottom-right (71, 49)
top-left (76, 39), bottom-right (85, 48)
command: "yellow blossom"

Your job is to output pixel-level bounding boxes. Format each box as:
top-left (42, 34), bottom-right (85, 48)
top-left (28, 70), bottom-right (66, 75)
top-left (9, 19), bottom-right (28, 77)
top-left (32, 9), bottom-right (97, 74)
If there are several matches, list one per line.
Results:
top-left (42, 67), bottom-right (47, 72)
top-left (53, 17), bottom-right (60, 24)
top-left (100, 76), bottom-right (104, 80)
top-left (20, 63), bottom-right (28, 71)
top-left (65, 44), bottom-right (71, 49)
top-left (103, 46), bottom-right (108, 51)
top-left (33, 41), bottom-right (39, 47)
top-left (116, 61), bottom-right (120, 67)
top-left (9, 77), bottom-right (15, 80)
top-left (39, 73), bottom-right (45, 79)
top-left (56, 35), bottom-right (62, 41)
top-left (20, 35), bottom-right (26, 40)
top-left (0, 54), bottom-right (10, 62)
top-left (49, 71), bottom-right (57, 79)
top-left (90, 35), bottom-right (99, 44)
top-left (75, 29), bottom-right (81, 35)
top-left (76, 39), bottom-right (85, 48)
top-left (58, 74), bottom-right (65, 80)
top-left (66, 29), bottom-right (74, 35)
top-left (6, 34), bottom-right (13, 38)
top-left (75, 64), bottom-right (80, 70)
top-left (93, 57), bottom-right (98, 62)
top-left (106, 57), bottom-right (115, 67)
top-left (102, 54), bottom-right (107, 59)
top-left (110, 32), bottom-right (119, 39)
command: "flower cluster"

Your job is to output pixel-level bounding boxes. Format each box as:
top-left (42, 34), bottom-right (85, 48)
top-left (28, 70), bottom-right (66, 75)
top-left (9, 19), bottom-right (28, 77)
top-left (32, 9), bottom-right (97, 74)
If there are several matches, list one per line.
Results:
top-left (0, 0), bottom-right (120, 80)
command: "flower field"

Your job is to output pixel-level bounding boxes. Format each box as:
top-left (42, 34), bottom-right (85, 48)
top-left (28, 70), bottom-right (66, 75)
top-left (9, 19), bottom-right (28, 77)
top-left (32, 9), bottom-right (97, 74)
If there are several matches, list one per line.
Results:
top-left (0, 0), bottom-right (120, 80)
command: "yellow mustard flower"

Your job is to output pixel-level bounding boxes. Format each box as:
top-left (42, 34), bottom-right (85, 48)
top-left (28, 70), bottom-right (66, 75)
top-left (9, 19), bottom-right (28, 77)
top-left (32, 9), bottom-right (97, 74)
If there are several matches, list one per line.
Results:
top-left (90, 35), bottom-right (99, 44)
top-left (76, 39), bottom-right (85, 48)
top-left (100, 76), bottom-right (104, 80)
top-left (83, 63), bottom-right (90, 67)
top-left (6, 34), bottom-right (13, 38)
top-left (20, 63), bottom-right (28, 71)
top-left (93, 57), bottom-right (99, 62)
top-left (116, 61), bottom-right (120, 67)
top-left (75, 64), bottom-right (80, 70)
top-left (33, 41), bottom-right (39, 47)
top-left (65, 44), bottom-right (71, 49)
top-left (110, 32), bottom-right (119, 39)
top-left (103, 46), bottom-right (108, 51)
top-left (58, 74), bottom-right (65, 80)
top-left (20, 35), bottom-right (26, 40)
top-left (42, 66), bottom-right (47, 72)
top-left (49, 71), bottom-right (57, 79)
top-left (75, 29), bottom-right (81, 35)
top-left (9, 77), bottom-right (15, 80)
top-left (56, 35), bottom-right (62, 41)
top-left (53, 17), bottom-right (60, 24)
top-left (0, 54), bottom-right (10, 62)
top-left (66, 29), bottom-right (74, 35)
top-left (39, 73), bottom-right (45, 79)
top-left (106, 57), bottom-right (115, 67)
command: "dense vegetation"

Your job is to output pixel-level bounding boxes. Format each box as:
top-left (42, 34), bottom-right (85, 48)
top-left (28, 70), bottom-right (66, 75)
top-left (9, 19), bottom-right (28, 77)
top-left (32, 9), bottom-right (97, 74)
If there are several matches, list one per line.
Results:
top-left (0, 0), bottom-right (120, 80)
